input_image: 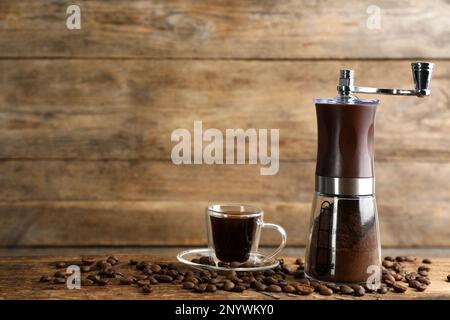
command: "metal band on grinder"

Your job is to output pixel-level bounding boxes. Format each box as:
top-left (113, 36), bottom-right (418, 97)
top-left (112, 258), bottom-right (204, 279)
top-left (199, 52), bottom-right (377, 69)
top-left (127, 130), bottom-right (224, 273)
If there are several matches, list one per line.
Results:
top-left (316, 176), bottom-right (375, 196)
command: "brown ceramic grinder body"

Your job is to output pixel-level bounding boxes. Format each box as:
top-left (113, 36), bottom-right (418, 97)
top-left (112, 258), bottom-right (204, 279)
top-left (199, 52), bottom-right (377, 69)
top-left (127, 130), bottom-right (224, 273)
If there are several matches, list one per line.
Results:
top-left (305, 99), bottom-right (382, 285)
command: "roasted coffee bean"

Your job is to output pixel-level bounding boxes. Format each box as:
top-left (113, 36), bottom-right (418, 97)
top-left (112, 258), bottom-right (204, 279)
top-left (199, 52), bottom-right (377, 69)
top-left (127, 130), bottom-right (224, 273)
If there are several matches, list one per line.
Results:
top-left (296, 284), bottom-right (314, 295)
top-left (223, 280), bottom-right (235, 291)
top-left (281, 265), bottom-right (295, 275)
top-left (54, 270), bottom-right (67, 278)
top-left (234, 285), bottom-right (246, 292)
top-left (199, 256), bottom-right (213, 266)
top-left (266, 285), bottom-right (282, 293)
top-left (418, 270), bottom-right (428, 277)
top-left (142, 285), bottom-right (153, 294)
top-left (156, 262), bottom-right (169, 269)
top-left (318, 285), bottom-right (333, 296)
top-left (153, 274), bottom-right (173, 282)
top-left (55, 262), bottom-right (66, 269)
top-left (264, 269), bottom-right (276, 277)
top-left (384, 256), bottom-right (395, 262)
top-left (418, 265), bottom-right (430, 272)
top-left (294, 270), bottom-right (305, 279)
top-left (283, 285), bottom-right (297, 293)
top-left (229, 261), bottom-right (241, 268)
top-left (80, 266), bottom-right (91, 273)
top-left (263, 276), bottom-right (278, 285)
top-left (405, 256), bottom-right (416, 262)
top-left (295, 257), bottom-right (305, 265)
top-left (310, 281), bottom-right (321, 291)
top-left (240, 276), bottom-right (255, 284)
top-left (87, 274), bottom-right (100, 283)
top-left (253, 281), bottom-right (267, 291)
top-left (150, 264), bottom-right (162, 274)
top-left (81, 279), bottom-right (94, 286)
top-left (136, 279), bottom-right (150, 287)
top-left (136, 261), bottom-right (149, 270)
top-left (193, 284), bottom-right (207, 293)
top-left (107, 258), bottom-right (117, 266)
top-left (204, 284), bottom-right (216, 292)
top-left (384, 279), bottom-right (395, 287)
top-left (183, 281), bottom-right (195, 290)
top-left (382, 273), bottom-right (396, 283)
top-left (326, 283), bottom-right (340, 293)
top-left (415, 283), bottom-right (427, 292)
top-left (40, 276), bottom-right (52, 282)
top-left (128, 259), bottom-right (138, 265)
top-left (81, 257), bottom-right (96, 266)
top-left (134, 274), bottom-right (148, 281)
top-left (217, 261), bottom-right (229, 268)
top-left (422, 258), bottom-right (432, 264)
top-left (297, 278), bottom-right (310, 285)
top-left (395, 256), bottom-right (406, 262)
top-left (364, 284), bottom-right (376, 293)
top-left (184, 277), bottom-right (199, 285)
top-left (417, 276), bottom-right (431, 285)
top-left (97, 278), bottom-right (110, 286)
top-left (353, 285), bottom-right (365, 297)
top-left (339, 285), bottom-right (354, 295)
top-left (409, 280), bottom-right (421, 288)
top-left (96, 260), bottom-right (109, 268)
top-left (405, 272), bottom-right (417, 282)
top-left (392, 272), bottom-right (403, 281)
top-left (447, 274), bottom-right (450, 282)
top-left (53, 277), bottom-right (66, 284)
top-left (382, 260), bottom-right (394, 268)
top-left (392, 282), bottom-right (407, 293)
top-left (167, 269), bottom-right (179, 278)
top-left (120, 277), bottom-right (134, 285)
top-left (377, 286), bottom-right (388, 294)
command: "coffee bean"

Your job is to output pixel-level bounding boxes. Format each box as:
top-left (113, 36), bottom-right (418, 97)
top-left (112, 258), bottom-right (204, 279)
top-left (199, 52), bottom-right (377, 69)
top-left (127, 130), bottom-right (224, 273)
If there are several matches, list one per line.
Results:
top-left (234, 285), bottom-right (246, 292)
top-left (206, 284), bottom-right (217, 292)
top-left (392, 272), bottom-right (403, 281)
top-left (108, 256), bottom-right (119, 262)
top-left (283, 285), bottom-right (297, 293)
top-left (55, 262), bottom-right (66, 269)
top-left (81, 257), bottom-right (96, 266)
top-left (296, 284), bottom-right (314, 295)
top-left (87, 274), bottom-right (100, 283)
top-left (405, 272), bottom-right (417, 282)
top-left (182, 281), bottom-right (195, 290)
top-left (297, 278), bottom-right (310, 285)
top-left (405, 256), bottom-right (416, 262)
top-left (353, 285), bottom-right (365, 297)
top-left (295, 257), bottom-right (305, 265)
top-left (194, 284), bottom-right (207, 293)
top-left (263, 276), bottom-right (278, 285)
top-left (153, 274), bottom-right (173, 282)
top-left (120, 277), bottom-right (134, 285)
top-left (199, 256), bottom-right (213, 266)
top-left (136, 279), bottom-right (150, 287)
top-left (53, 277), bottom-right (66, 284)
top-left (409, 280), bottom-right (421, 288)
top-left (97, 278), bottom-right (110, 286)
top-left (54, 271), bottom-right (67, 278)
top-left (382, 274), bottom-right (396, 283)
top-left (310, 281), bottom-right (322, 291)
top-left (415, 283), bottom-right (427, 292)
top-left (447, 274), bottom-right (450, 282)
top-left (266, 285), bottom-right (282, 293)
top-left (107, 258), bottom-right (117, 266)
top-left (392, 282), bottom-right (407, 293)
top-left (142, 285), bottom-right (153, 294)
top-left (395, 256), bottom-right (406, 262)
top-left (80, 266), bottom-right (91, 273)
top-left (40, 276), bottom-right (52, 282)
top-left (150, 264), bottom-right (161, 274)
top-left (264, 269), bottom-right (276, 277)
top-left (384, 256), bottom-right (394, 261)
top-left (418, 265), bottom-right (430, 272)
top-left (81, 279), bottom-right (94, 286)
top-left (364, 284), bottom-right (376, 293)
top-left (281, 265), bottom-right (295, 275)
top-left (377, 286), bottom-right (388, 294)
top-left (339, 285), bottom-right (354, 295)
top-left (422, 258), bottom-right (432, 264)
top-left (230, 261), bottom-right (241, 268)
top-left (294, 270), bottom-right (305, 279)
top-left (217, 261), bottom-right (229, 268)
top-left (417, 276), bottom-right (431, 285)
top-left (223, 280), bottom-right (235, 291)
top-left (318, 285), bottom-right (333, 296)
top-left (326, 283), bottom-right (340, 293)
top-left (382, 260), bottom-right (394, 268)
top-left (254, 281), bottom-right (267, 291)
top-left (418, 270), bottom-right (428, 277)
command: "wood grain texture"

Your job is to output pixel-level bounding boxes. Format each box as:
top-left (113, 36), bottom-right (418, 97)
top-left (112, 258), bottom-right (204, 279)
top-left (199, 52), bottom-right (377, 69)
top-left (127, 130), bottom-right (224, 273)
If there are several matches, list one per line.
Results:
top-left (1, 0), bottom-right (450, 59)
top-left (0, 255), bottom-right (449, 300)
top-left (1, 60), bottom-right (449, 161)
top-left (0, 201), bottom-right (449, 247)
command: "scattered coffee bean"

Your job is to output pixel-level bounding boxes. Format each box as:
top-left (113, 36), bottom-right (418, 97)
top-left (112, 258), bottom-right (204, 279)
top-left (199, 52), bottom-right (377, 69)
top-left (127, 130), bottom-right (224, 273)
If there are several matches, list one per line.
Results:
top-left (137, 279), bottom-right (150, 287)
top-left (396, 256), bottom-right (406, 262)
top-left (40, 276), bottom-right (52, 282)
top-left (339, 285), bottom-right (354, 295)
top-left (409, 280), bottom-right (421, 289)
top-left (234, 285), bottom-right (246, 292)
top-left (254, 282), bottom-right (267, 291)
top-left (405, 256), bottom-right (416, 262)
top-left (283, 285), bottom-right (297, 293)
top-left (295, 258), bottom-right (304, 265)
top-left (392, 282), bottom-right (407, 293)
top-left (296, 284), bottom-right (314, 295)
top-left (318, 285), bottom-right (333, 296)
top-left (142, 285), bottom-right (153, 294)
top-left (382, 260), bottom-right (394, 268)
top-left (55, 262), bottom-right (66, 269)
top-left (183, 281), bottom-right (195, 290)
top-left (382, 273), bottom-right (396, 283)
top-left (353, 285), bottom-right (365, 297)
top-left (81, 257), bottom-right (96, 266)
top-left (415, 283), bottom-right (427, 292)
top-left (53, 277), bottom-right (66, 284)
top-left (266, 285), bottom-right (282, 293)
top-left (194, 284), bottom-right (207, 293)
top-left (54, 271), bottom-right (67, 278)
top-left (384, 256), bottom-right (394, 262)
top-left (229, 261), bottom-right (241, 268)
top-left (80, 266), bottom-right (91, 273)
top-left (422, 258), bottom-right (432, 264)
top-left (364, 284), bottom-right (376, 293)
top-left (81, 279), bottom-right (94, 286)
top-left (377, 286), bottom-right (388, 294)
top-left (153, 274), bottom-right (173, 283)
top-left (405, 272), bottom-right (417, 282)
top-left (223, 280), bottom-right (235, 291)
top-left (416, 276), bottom-right (431, 285)
top-left (206, 284), bottom-right (217, 292)
top-left (87, 274), bottom-right (100, 283)
top-left (418, 270), bottom-right (428, 277)
top-left (97, 279), bottom-right (110, 286)
top-left (120, 277), bottom-right (134, 285)
top-left (392, 273), bottom-right (403, 281)
top-left (294, 270), bottom-right (305, 279)
top-left (418, 265), bottom-right (430, 272)
top-left (264, 270), bottom-right (276, 277)
top-left (326, 283), bottom-right (340, 293)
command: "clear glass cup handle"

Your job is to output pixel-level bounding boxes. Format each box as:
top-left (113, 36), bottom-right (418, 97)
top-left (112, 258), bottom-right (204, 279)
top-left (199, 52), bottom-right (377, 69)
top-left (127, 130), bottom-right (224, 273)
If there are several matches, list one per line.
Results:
top-left (261, 222), bottom-right (287, 262)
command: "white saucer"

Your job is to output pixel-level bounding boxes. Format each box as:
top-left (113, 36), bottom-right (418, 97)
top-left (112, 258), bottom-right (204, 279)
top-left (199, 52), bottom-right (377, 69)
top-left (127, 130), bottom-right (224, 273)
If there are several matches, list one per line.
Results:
top-left (176, 248), bottom-right (279, 272)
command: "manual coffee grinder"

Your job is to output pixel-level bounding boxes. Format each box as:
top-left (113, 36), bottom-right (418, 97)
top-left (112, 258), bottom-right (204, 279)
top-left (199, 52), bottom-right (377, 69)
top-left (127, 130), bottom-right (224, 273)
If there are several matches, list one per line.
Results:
top-left (305, 62), bottom-right (434, 286)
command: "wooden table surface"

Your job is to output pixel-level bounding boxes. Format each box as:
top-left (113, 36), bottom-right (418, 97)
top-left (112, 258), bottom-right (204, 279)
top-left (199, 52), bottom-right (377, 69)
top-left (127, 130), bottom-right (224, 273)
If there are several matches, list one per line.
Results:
top-left (0, 254), bottom-right (449, 300)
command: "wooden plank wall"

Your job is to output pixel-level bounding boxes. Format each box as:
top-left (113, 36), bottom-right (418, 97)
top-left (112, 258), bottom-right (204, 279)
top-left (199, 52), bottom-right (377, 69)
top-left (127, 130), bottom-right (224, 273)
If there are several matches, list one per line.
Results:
top-left (0, 0), bottom-right (449, 248)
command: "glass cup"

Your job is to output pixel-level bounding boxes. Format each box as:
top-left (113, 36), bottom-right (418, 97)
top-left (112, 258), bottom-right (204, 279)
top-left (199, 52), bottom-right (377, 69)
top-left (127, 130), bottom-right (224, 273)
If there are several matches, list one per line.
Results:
top-left (206, 204), bottom-right (287, 264)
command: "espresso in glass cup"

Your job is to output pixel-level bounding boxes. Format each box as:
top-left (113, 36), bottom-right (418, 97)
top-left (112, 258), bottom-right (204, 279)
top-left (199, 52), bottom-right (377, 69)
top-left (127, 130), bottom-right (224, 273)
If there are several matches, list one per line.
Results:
top-left (206, 204), bottom-right (287, 263)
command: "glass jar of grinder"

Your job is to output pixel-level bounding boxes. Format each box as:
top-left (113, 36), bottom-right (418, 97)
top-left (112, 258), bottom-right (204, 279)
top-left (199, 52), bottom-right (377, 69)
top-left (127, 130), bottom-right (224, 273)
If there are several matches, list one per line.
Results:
top-left (305, 62), bottom-right (434, 287)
